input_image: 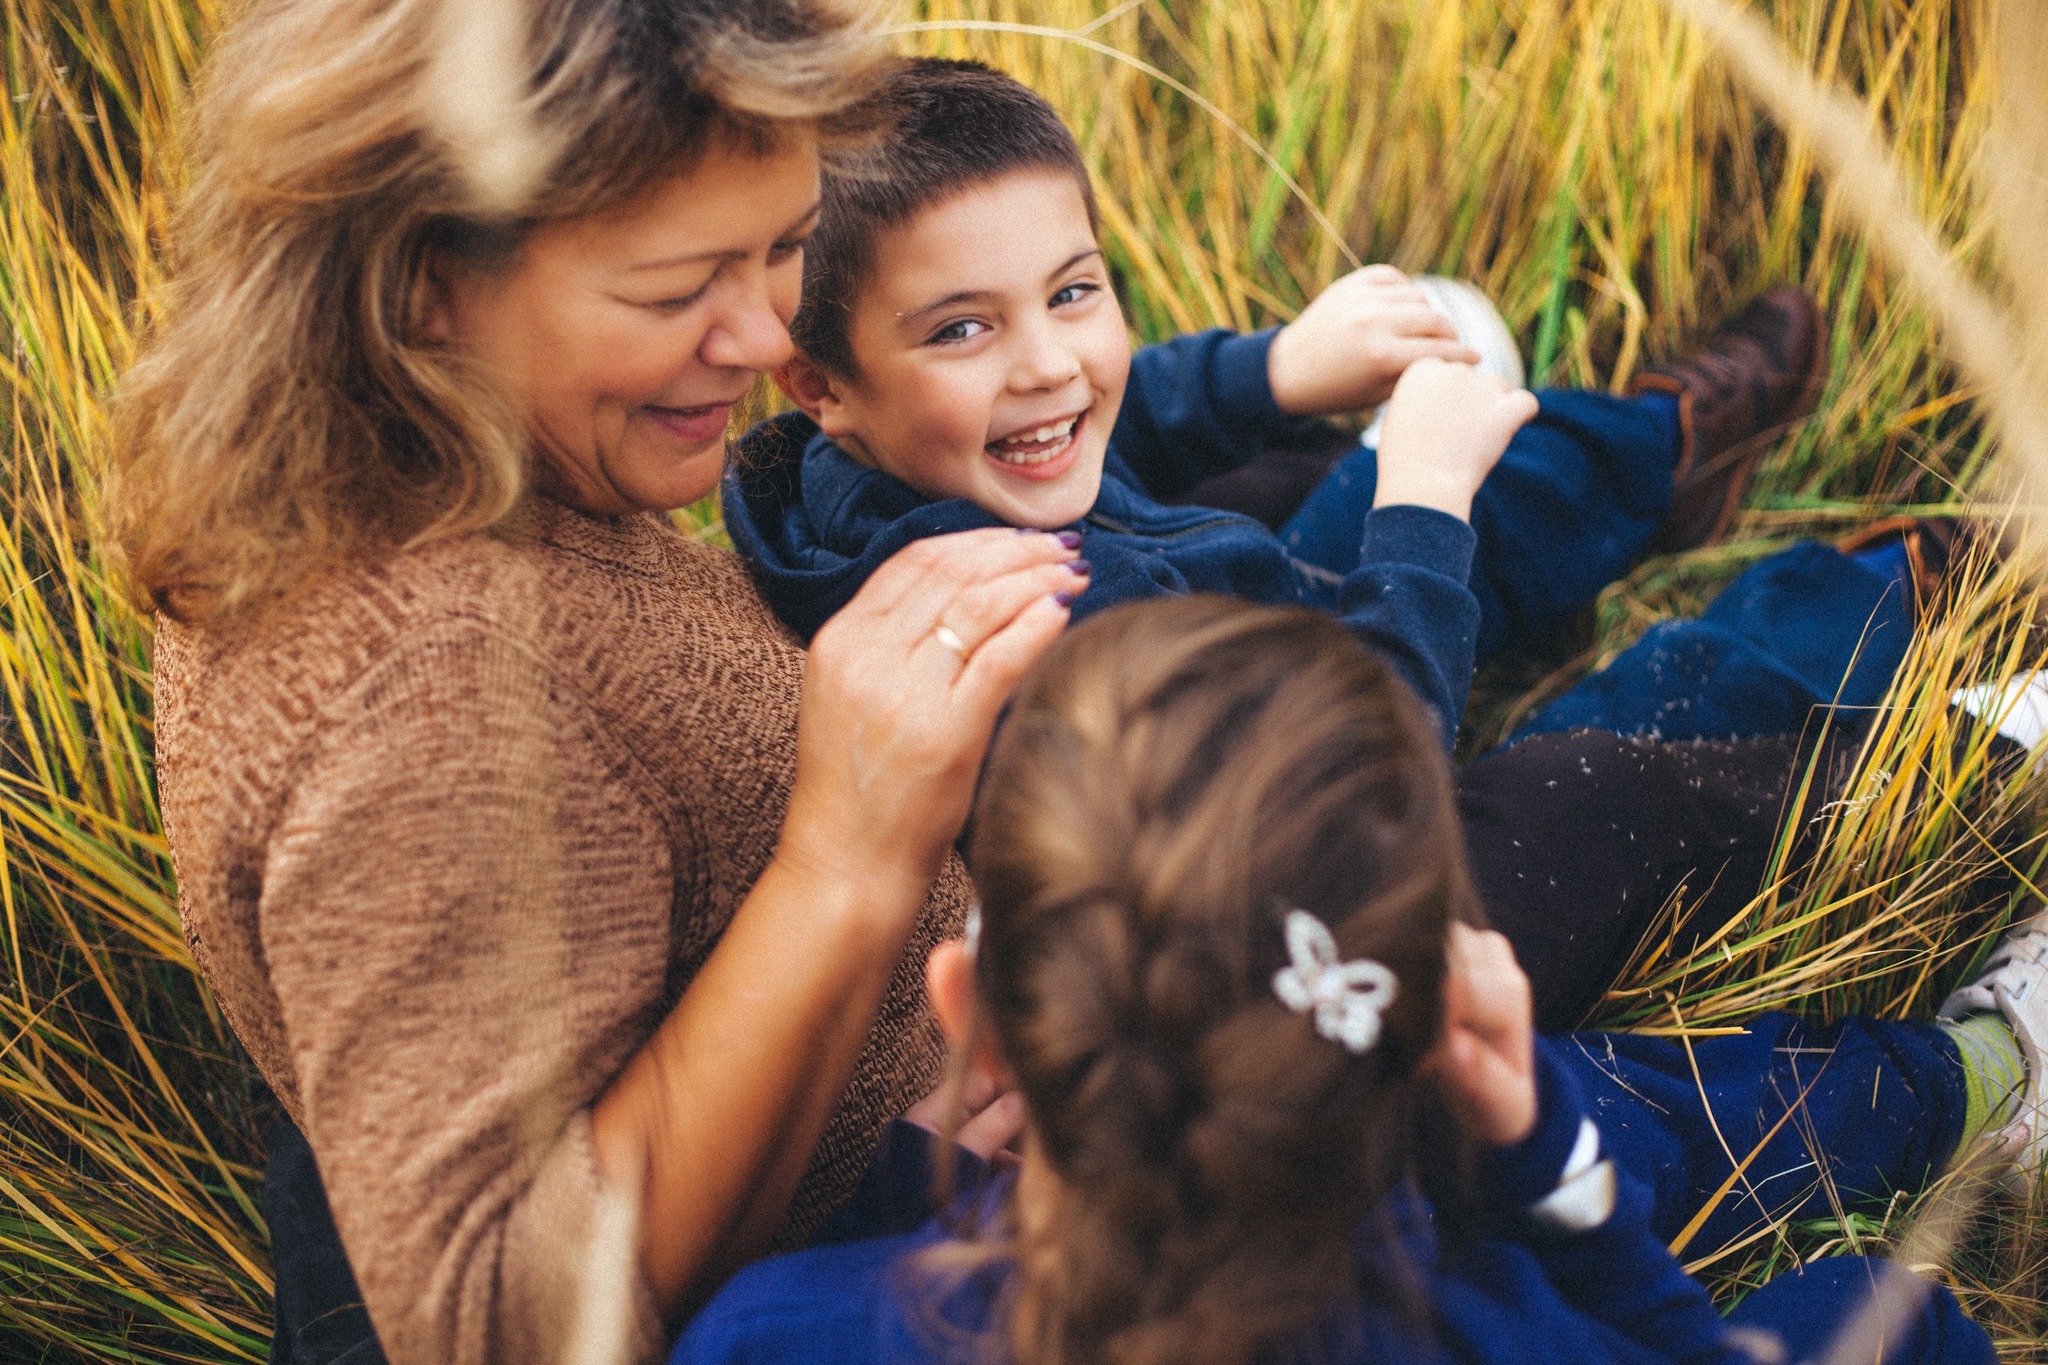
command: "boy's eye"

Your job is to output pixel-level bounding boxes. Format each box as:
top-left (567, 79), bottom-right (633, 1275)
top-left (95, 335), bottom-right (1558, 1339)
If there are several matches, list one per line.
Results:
top-left (927, 318), bottom-right (990, 345)
top-left (1051, 281), bottom-right (1100, 308)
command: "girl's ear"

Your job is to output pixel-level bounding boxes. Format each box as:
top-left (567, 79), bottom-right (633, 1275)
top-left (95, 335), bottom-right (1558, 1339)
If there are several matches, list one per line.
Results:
top-left (926, 940), bottom-right (1012, 1086)
top-left (925, 939), bottom-right (977, 1051)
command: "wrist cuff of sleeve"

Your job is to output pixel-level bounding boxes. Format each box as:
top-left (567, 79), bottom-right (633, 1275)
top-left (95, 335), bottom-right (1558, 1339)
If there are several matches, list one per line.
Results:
top-left (1357, 505), bottom-right (1478, 584)
top-left (1479, 1041), bottom-right (1609, 1222)
top-left (1527, 1119), bottom-right (1617, 1232)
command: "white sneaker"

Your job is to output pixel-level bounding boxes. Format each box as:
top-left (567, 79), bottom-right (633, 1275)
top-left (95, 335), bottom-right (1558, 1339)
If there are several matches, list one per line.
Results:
top-left (1938, 903), bottom-right (2048, 1181)
top-left (1952, 669), bottom-right (2048, 765)
top-left (1360, 276), bottom-right (1526, 449)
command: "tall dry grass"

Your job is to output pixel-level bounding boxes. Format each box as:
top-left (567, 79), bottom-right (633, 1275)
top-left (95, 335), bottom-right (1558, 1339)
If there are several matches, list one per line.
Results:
top-left (1, 0), bottom-right (2043, 1359)
top-left (2, 0), bottom-right (273, 1359)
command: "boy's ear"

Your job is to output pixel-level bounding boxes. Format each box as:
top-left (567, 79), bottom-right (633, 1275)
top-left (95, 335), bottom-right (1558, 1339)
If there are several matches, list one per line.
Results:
top-left (925, 940), bottom-right (1011, 1086)
top-left (773, 355), bottom-right (846, 425)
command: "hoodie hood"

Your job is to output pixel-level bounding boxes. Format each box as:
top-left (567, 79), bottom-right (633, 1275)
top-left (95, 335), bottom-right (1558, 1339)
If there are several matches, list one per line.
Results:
top-left (725, 412), bottom-right (1009, 641)
top-left (726, 410), bottom-right (1310, 644)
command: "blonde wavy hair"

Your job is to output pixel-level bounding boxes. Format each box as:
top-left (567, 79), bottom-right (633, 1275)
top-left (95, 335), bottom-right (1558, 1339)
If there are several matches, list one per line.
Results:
top-left (112, 0), bottom-right (890, 625)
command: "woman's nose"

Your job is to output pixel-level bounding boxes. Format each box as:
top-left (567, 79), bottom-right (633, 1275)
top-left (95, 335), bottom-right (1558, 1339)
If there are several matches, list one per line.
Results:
top-left (700, 264), bottom-right (797, 373)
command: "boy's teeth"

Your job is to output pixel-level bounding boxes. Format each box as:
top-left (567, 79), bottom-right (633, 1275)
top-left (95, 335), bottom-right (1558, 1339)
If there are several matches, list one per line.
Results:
top-left (987, 417), bottom-right (1079, 465)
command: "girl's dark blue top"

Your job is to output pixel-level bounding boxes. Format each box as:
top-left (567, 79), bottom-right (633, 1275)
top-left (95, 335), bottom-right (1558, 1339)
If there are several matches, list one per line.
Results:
top-left (671, 1041), bottom-right (1753, 1365)
top-left (724, 329), bottom-right (1480, 750)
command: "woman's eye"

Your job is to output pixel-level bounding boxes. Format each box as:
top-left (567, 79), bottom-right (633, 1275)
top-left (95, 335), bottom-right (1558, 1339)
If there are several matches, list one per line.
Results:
top-left (642, 282), bottom-right (715, 313)
top-left (767, 236), bottom-right (809, 265)
top-left (928, 318), bottom-right (989, 345)
top-left (1051, 281), bottom-right (1100, 308)
top-left (636, 265), bottom-right (725, 313)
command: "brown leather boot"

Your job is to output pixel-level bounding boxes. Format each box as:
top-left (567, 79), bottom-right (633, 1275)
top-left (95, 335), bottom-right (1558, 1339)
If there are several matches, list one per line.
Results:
top-left (1835, 514), bottom-right (1996, 623)
top-left (1632, 286), bottom-right (1828, 553)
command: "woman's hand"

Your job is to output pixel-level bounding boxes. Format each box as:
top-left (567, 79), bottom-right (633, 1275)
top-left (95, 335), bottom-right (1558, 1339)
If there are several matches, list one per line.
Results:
top-left (778, 528), bottom-right (1088, 911)
top-left (1371, 358), bottom-right (1538, 522)
top-left (1267, 264), bottom-right (1482, 415)
top-left (1431, 923), bottom-right (1539, 1147)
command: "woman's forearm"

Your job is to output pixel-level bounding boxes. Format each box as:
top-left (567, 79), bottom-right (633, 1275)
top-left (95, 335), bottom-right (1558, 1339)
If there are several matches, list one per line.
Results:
top-left (590, 848), bottom-right (930, 1312)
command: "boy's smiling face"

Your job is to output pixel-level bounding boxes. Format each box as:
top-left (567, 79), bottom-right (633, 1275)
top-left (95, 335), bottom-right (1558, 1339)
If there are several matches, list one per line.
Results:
top-left (808, 169), bottom-right (1130, 529)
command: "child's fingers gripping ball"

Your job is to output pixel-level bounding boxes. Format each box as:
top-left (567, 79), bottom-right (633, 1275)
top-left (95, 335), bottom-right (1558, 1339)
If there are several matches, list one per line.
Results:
top-left (1267, 263), bottom-right (1484, 416)
top-left (1372, 359), bottom-right (1540, 520)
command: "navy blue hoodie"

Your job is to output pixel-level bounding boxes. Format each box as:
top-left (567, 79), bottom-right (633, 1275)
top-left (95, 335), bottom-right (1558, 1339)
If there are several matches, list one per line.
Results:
top-left (672, 1040), bottom-right (1754, 1365)
top-left (725, 329), bottom-right (1480, 750)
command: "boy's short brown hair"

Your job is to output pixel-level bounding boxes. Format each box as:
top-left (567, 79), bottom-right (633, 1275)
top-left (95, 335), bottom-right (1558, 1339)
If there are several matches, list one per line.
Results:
top-left (790, 57), bottom-right (1100, 379)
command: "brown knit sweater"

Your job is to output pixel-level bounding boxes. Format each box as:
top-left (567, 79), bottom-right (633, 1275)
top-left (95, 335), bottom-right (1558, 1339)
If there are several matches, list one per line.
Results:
top-left (153, 498), bottom-right (969, 1365)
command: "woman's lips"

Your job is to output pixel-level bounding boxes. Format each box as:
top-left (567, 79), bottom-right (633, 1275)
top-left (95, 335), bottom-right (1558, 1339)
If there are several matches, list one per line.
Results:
top-left (643, 401), bottom-right (737, 444)
top-left (983, 412), bottom-right (1085, 482)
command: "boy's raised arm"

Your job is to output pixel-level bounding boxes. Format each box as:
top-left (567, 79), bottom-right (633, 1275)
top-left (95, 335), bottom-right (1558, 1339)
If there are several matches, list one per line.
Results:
top-left (1110, 327), bottom-right (1319, 499)
top-left (1113, 265), bottom-right (1483, 501)
top-left (1333, 360), bottom-right (1536, 750)
top-left (1336, 509), bottom-right (1481, 751)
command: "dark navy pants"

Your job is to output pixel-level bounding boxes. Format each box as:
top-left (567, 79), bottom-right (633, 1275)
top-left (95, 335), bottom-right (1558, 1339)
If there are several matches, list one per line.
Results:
top-left (1726, 1256), bottom-right (1997, 1365)
top-left (1280, 386), bottom-right (1915, 750)
top-left (1280, 389), bottom-right (1681, 664)
top-left (1516, 540), bottom-right (1916, 743)
top-left (1562, 1013), bottom-right (1994, 1365)
top-left (265, 1119), bottom-right (384, 1365)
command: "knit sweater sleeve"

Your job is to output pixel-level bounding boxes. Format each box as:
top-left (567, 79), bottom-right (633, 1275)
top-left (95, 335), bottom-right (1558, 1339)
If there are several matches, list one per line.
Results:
top-left (259, 620), bottom-right (672, 1365)
top-left (1111, 328), bottom-right (1319, 499)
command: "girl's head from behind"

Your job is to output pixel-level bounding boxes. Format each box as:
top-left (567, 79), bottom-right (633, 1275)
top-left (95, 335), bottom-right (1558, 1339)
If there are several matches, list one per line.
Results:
top-left (964, 595), bottom-right (1474, 1365)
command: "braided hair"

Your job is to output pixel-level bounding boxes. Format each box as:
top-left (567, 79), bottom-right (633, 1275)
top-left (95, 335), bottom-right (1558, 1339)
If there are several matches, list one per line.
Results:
top-left (960, 595), bottom-right (1477, 1365)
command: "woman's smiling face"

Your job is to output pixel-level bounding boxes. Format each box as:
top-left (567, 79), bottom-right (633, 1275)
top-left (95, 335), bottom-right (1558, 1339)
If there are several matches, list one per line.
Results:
top-left (432, 137), bottom-right (821, 515)
top-left (811, 169), bottom-right (1131, 530)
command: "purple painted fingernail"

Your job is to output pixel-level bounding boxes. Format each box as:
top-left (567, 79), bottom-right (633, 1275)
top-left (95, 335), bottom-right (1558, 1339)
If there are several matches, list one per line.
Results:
top-left (1053, 590), bottom-right (1079, 608)
top-left (1055, 530), bottom-right (1084, 549)
top-left (1066, 559), bottom-right (1092, 576)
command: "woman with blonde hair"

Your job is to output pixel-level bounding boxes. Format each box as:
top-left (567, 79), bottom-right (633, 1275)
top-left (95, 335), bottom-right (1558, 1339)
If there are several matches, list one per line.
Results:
top-left (114, 2), bottom-right (1081, 1361)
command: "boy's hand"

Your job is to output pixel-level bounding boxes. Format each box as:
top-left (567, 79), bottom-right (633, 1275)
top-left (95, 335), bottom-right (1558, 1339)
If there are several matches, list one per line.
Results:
top-left (1430, 924), bottom-right (1538, 1147)
top-left (1267, 264), bottom-right (1481, 415)
top-left (1371, 358), bottom-right (1537, 522)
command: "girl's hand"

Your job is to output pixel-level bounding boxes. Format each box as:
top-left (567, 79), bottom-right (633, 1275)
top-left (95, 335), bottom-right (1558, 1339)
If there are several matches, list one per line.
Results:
top-left (1267, 264), bottom-right (1481, 415)
top-left (902, 1070), bottom-right (1029, 1163)
top-left (777, 528), bottom-right (1088, 913)
top-left (1372, 358), bottom-right (1538, 522)
top-left (1431, 924), bottom-right (1538, 1147)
